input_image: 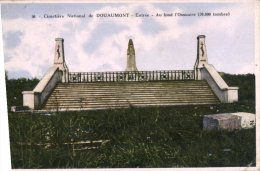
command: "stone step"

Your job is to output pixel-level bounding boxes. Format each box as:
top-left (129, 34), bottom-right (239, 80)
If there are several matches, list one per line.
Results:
top-left (54, 87), bottom-right (211, 91)
top-left (59, 80), bottom-right (205, 85)
top-left (57, 82), bottom-right (208, 86)
top-left (52, 89), bottom-right (213, 93)
top-left (53, 87), bottom-right (212, 91)
top-left (50, 88), bottom-right (214, 93)
top-left (56, 84), bottom-right (209, 89)
top-left (50, 94), bottom-right (214, 98)
top-left (58, 83), bottom-right (208, 88)
top-left (45, 103), bottom-right (219, 110)
top-left (56, 84), bottom-right (210, 88)
top-left (46, 100), bottom-right (217, 107)
top-left (43, 80), bottom-right (219, 110)
top-left (47, 97), bottom-right (217, 102)
top-left (45, 94), bottom-right (219, 100)
top-left (45, 98), bottom-right (219, 105)
top-left (46, 101), bottom-right (219, 106)
top-left (45, 102), bottom-right (219, 108)
top-left (48, 92), bottom-right (215, 97)
top-left (46, 97), bottom-right (219, 103)
top-left (53, 88), bottom-right (213, 91)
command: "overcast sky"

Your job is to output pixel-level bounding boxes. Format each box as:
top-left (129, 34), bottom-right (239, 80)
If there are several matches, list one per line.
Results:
top-left (1, 2), bottom-right (255, 79)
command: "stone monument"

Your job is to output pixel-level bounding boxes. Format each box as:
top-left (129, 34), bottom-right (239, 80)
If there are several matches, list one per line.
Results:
top-left (22, 35), bottom-right (239, 110)
top-left (54, 38), bottom-right (69, 82)
top-left (125, 39), bottom-right (138, 71)
top-left (22, 38), bottom-right (69, 109)
top-left (194, 35), bottom-right (208, 80)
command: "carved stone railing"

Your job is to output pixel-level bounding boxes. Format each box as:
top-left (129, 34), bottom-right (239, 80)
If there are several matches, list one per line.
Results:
top-left (68, 70), bottom-right (195, 83)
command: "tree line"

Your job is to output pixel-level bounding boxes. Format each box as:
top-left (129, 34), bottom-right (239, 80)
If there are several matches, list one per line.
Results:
top-left (5, 71), bottom-right (39, 110)
top-left (220, 73), bottom-right (255, 103)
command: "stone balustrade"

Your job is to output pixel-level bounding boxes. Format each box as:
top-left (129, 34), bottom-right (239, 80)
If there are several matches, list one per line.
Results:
top-left (68, 70), bottom-right (195, 83)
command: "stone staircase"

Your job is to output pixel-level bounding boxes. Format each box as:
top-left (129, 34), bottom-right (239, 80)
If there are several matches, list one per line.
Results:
top-left (43, 80), bottom-right (220, 110)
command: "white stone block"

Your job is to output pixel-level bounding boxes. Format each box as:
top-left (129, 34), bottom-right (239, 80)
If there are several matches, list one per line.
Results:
top-left (232, 112), bottom-right (255, 129)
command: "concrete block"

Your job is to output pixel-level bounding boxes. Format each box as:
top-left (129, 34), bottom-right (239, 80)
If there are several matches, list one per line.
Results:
top-left (203, 112), bottom-right (255, 130)
top-left (203, 113), bottom-right (241, 130)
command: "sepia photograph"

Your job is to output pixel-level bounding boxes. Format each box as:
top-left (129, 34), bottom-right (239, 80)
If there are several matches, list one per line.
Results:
top-left (0, 1), bottom-right (259, 170)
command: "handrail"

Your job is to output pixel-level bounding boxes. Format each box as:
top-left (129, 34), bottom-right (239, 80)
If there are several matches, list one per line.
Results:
top-left (68, 70), bottom-right (195, 83)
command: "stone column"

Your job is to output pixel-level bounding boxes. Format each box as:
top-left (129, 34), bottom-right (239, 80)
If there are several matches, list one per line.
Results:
top-left (54, 38), bottom-right (69, 82)
top-left (194, 35), bottom-right (208, 80)
top-left (125, 39), bottom-right (138, 71)
top-left (197, 35), bottom-right (208, 66)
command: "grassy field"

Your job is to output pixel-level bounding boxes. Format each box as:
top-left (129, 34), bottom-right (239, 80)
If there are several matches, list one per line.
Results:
top-left (9, 102), bottom-right (255, 168)
top-left (6, 73), bottom-right (256, 168)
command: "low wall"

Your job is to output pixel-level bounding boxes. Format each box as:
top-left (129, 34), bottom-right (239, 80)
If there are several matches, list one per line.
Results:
top-left (200, 64), bottom-right (238, 103)
top-left (23, 66), bottom-right (62, 109)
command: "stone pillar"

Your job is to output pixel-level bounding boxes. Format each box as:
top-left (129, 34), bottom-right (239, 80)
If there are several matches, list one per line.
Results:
top-left (54, 38), bottom-right (69, 82)
top-left (194, 35), bottom-right (208, 80)
top-left (125, 39), bottom-right (138, 71)
top-left (22, 91), bottom-right (41, 109)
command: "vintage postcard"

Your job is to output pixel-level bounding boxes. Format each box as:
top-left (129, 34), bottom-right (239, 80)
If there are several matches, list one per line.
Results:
top-left (0, 0), bottom-right (259, 170)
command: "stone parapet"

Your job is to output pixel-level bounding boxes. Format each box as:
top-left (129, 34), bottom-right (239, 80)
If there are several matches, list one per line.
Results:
top-left (200, 64), bottom-right (238, 103)
top-left (23, 66), bottom-right (62, 109)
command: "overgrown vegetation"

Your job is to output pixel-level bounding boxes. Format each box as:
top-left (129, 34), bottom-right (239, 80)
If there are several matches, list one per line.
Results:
top-left (9, 103), bottom-right (255, 168)
top-left (6, 72), bottom-right (256, 168)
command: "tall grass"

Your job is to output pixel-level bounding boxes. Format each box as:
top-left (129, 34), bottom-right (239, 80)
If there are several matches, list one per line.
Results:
top-left (9, 102), bottom-right (255, 168)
